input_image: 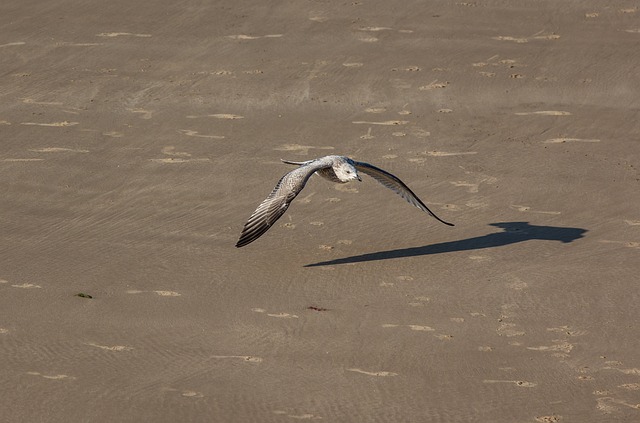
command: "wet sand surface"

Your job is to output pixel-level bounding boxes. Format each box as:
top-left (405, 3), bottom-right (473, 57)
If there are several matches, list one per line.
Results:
top-left (1, 1), bottom-right (639, 421)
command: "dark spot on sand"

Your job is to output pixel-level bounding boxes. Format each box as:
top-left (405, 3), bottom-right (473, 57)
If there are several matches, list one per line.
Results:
top-left (307, 306), bottom-right (329, 312)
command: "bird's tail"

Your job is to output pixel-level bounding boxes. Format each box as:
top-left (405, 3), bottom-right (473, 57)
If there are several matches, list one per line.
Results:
top-left (281, 159), bottom-right (313, 166)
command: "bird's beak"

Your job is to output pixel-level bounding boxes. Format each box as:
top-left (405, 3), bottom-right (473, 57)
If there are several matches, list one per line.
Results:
top-left (357, 175), bottom-right (362, 182)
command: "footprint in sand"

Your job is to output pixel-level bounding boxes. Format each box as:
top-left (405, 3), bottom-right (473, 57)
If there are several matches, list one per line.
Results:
top-left (352, 120), bottom-right (409, 126)
top-left (11, 283), bottom-right (41, 289)
top-left (408, 296), bottom-right (430, 307)
top-left (180, 390), bottom-right (204, 398)
top-left (186, 113), bottom-right (244, 119)
top-left (382, 324), bottom-right (435, 332)
top-left (434, 334), bottom-right (454, 340)
top-left (273, 410), bottom-right (322, 420)
top-left (85, 342), bottom-right (133, 352)
top-left (527, 341), bottom-right (574, 358)
top-left (150, 157), bottom-right (211, 163)
top-left (604, 366), bottom-right (640, 376)
top-left (411, 128), bottom-right (431, 138)
top-left (0, 41), bottom-right (26, 48)
top-left (29, 147), bottom-right (89, 153)
top-left (151, 146), bottom-right (210, 162)
top-left (483, 379), bottom-right (537, 388)
top-left (21, 121), bottom-right (79, 127)
top-left (596, 396), bottom-right (640, 413)
top-left (514, 110), bottom-right (571, 116)
top-left (97, 32), bottom-right (151, 38)
top-left (510, 204), bottom-right (561, 215)
top-left (395, 275), bottom-right (414, 281)
top-left (535, 415), bottom-right (562, 422)
top-left (497, 321), bottom-right (525, 338)
top-left (211, 355), bottom-right (263, 363)
top-left (21, 98), bottom-right (63, 106)
top-left (308, 10), bottom-right (329, 22)
top-left (364, 107), bottom-right (386, 113)
top-left (57, 42), bottom-right (103, 47)
top-left (164, 387), bottom-right (205, 398)
top-left (27, 371), bottom-right (76, 380)
top-left (358, 26), bottom-right (393, 32)
top-left (161, 146), bottom-right (191, 158)
top-left (177, 129), bottom-right (224, 139)
top-left (391, 66), bottom-right (421, 72)
top-left (542, 138), bottom-right (600, 144)
top-left (419, 80), bottom-right (449, 90)
top-left (424, 151), bottom-right (477, 157)
top-left (226, 34), bottom-right (283, 40)
top-left (127, 108), bottom-right (154, 119)
top-left (252, 308), bottom-right (299, 319)
top-left (347, 368), bottom-right (397, 377)
top-left (493, 33), bottom-right (560, 43)
top-left (126, 290), bottom-right (181, 297)
top-left (354, 33), bottom-right (379, 43)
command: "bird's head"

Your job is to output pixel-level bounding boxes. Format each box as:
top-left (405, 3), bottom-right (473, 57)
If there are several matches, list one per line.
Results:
top-left (335, 161), bottom-right (361, 182)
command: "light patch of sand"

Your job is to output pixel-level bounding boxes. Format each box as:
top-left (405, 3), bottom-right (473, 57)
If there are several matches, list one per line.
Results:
top-left (347, 368), bottom-right (398, 377)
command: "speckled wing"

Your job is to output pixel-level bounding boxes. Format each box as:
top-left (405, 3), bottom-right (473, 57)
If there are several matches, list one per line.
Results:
top-left (236, 162), bottom-right (329, 247)
top-left (353, 161), bottom-right (454, 226)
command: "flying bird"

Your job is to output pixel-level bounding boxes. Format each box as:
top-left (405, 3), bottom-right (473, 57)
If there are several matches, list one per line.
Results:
top-left (236, 155), bottom-right (453, 247)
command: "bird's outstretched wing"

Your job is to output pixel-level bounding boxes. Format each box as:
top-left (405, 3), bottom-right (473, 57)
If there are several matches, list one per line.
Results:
top-left (236, 162), bottom-right (329, 247)
top-left (353, 161), bottom-right (454, 226)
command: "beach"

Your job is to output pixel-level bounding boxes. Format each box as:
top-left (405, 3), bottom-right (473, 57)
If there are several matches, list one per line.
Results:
top-left (1, 0), bottom-right (639, 421)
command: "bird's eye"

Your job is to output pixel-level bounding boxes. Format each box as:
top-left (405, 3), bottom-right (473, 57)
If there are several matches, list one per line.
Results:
top-left (346, 170), bottom-right (351, 174)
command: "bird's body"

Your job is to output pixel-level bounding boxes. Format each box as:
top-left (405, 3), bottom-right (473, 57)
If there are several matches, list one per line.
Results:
top-left (236, 155), bottom-right (453, 247)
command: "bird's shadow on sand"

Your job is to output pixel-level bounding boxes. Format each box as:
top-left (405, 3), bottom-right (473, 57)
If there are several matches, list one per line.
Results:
top-left (304, 222), bottom-right (587, 267)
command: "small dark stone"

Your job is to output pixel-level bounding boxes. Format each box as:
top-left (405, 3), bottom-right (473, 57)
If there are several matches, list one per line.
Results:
top-left (75, 293), bottom-right (93, 299)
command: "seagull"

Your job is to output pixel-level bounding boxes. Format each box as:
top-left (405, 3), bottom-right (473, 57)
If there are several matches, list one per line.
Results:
top-left (236, 155), bottom-right (453, 247)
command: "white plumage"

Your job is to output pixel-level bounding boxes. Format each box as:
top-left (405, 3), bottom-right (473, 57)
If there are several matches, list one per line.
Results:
top-left (236, 155), bottom-right (453, 247)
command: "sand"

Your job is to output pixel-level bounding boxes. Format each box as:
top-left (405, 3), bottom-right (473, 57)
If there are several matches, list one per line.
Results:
top-left (1, 0), bottom-right (639, 421)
